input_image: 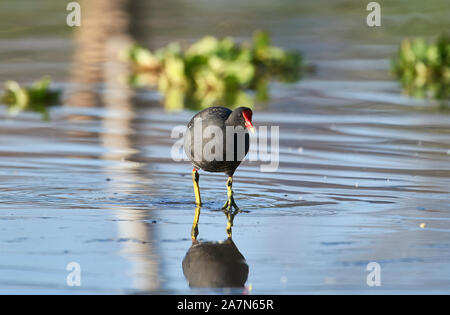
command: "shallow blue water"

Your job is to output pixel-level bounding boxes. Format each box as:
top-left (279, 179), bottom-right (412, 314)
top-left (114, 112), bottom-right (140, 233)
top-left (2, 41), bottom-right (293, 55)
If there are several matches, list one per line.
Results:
top-left (0, 0), bottom-right (449, 294)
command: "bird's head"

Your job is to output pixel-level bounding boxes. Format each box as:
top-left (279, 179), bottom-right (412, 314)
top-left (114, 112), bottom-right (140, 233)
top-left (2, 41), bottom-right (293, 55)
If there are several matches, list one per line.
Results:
top-left (232, 107), bottom-right (254, 134)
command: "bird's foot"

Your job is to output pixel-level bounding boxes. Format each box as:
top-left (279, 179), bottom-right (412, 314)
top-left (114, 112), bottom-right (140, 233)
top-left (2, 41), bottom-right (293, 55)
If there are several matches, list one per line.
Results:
top-left (191, 206), bottom-right (201, 241)
top-left (222, 197), bottom-right (240, 212)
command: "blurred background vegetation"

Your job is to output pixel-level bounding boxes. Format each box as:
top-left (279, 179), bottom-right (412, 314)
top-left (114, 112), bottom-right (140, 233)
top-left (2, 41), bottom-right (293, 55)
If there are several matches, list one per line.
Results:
top-left (391, 36), bottom-right (450, 101)
top-left (121, 31), bottom-right (302, 110)
top-left (0, 0), bottom-right (449, 116)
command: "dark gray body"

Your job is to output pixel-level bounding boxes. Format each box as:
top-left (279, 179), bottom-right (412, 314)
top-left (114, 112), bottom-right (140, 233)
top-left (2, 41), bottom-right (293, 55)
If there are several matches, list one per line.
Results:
top-left (182, 239), bottom-right (249, 288)
top-left (184, 106), bottom-right (250, 177)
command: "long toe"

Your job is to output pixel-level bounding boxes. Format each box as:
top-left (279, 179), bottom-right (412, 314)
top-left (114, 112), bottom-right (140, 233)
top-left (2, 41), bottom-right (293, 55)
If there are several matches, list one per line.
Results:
top-left (231, 198), bottom-right (240, 211)
top-left (222, 199), bottom-right (231, 211)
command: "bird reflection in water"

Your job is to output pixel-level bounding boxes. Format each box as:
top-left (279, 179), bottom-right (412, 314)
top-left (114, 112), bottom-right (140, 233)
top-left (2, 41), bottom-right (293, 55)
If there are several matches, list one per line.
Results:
top-left (182, 207), bottom-right (249, 289)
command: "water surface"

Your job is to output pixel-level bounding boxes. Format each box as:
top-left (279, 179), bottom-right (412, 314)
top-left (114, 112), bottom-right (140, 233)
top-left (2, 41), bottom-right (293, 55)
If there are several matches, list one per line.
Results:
top-left (0, 0), bottom-right (449, 294)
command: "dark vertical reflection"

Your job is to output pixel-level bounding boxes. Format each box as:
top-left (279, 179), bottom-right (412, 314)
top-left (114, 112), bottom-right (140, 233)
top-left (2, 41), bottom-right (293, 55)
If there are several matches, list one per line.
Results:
top-left (66, 0), bottom-right (131, 111)
top-left (65, 0), bottom-right (160, 291)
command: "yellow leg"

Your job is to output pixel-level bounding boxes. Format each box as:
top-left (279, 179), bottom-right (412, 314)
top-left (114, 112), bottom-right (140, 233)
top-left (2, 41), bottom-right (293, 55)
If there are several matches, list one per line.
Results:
top-left (225, 209), bottom-right (236, 239)
top-left (191, 205), bottom-right (201, 241)
top-left (222, 176), bottom-right (240, 211)
top-left (192, 168), bottom-right (202, 206)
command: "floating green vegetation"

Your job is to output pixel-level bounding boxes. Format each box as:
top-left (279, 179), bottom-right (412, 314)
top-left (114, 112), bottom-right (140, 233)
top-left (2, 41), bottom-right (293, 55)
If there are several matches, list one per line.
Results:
top-left (121, 31), bottom-right (303, 110)
top-left (391, 35), bottom-right (450, 101)
top-left (1, 76), bottom-right (61, 120)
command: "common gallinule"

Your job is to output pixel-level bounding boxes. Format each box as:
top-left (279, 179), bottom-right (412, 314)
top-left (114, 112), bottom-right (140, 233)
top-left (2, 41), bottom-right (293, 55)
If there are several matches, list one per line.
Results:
top-left (184, 106), bottom-right (254, 210)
